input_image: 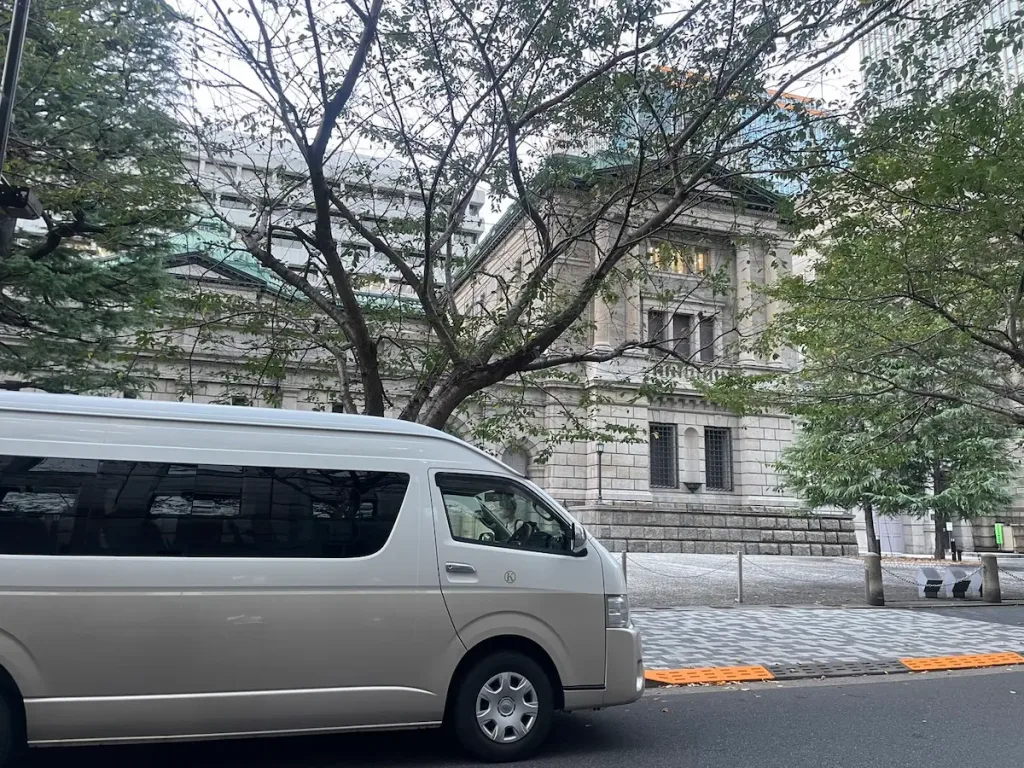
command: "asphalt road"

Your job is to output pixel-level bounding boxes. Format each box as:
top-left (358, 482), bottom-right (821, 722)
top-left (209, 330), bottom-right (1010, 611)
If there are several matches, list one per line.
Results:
top-left (24, 668), bottom-right (1024, 767)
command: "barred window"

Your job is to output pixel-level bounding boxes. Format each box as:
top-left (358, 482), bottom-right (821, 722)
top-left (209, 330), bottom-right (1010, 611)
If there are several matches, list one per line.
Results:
top-left (705, 427), bottom-right (733, 491)
top-left (649, 423), bottom-right (678, 489)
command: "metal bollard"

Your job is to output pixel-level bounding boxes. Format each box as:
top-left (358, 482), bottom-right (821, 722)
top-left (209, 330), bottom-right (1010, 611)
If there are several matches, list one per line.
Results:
top-left (621, 551), bottom-right (628, 586)
top-left (737, 550), bottom-right (744, 604)
top-left (864, 553), bottom-right (884, 606)
top-left (982, 554), bottom-right (1001, 603)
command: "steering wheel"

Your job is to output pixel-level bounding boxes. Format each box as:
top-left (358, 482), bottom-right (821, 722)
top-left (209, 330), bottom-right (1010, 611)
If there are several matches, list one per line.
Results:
top-left (509, 520), bottom-right (535, 546)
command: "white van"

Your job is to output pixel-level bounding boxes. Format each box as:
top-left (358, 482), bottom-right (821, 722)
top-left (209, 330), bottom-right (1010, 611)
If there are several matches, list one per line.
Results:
top-left (0, 393), bottom-right (643, 763)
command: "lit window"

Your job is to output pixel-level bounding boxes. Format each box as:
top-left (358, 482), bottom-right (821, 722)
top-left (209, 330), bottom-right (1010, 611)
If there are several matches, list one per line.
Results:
top-left (650, 243), bottom-right (709, 275)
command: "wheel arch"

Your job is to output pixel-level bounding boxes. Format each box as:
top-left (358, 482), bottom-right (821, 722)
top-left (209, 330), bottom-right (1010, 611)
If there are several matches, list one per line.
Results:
top-left (444, 634), bottom-right (565, 722)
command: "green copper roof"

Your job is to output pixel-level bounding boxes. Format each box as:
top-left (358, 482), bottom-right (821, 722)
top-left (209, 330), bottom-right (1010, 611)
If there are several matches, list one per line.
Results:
top-left (168, 226), bottom-right (423, 313)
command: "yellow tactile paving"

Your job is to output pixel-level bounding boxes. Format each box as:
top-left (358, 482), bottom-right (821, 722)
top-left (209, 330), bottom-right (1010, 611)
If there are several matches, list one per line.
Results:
top-left (645, 665), bottom-right (775, 685)
top-left (899, 652), bottom-right (1024, 671)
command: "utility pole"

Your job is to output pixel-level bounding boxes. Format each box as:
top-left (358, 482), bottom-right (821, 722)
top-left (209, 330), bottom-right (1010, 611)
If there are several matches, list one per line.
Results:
top-left (1, 0), bottom-right (42, 256)
top-left (0, 0), bottom-right (32, 172)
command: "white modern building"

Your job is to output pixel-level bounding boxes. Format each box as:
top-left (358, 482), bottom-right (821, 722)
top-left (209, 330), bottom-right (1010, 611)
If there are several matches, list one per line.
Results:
top-left (178, 137), bottom-right (487, 298)
top-left (860, 0), bottom-right (1023, 99)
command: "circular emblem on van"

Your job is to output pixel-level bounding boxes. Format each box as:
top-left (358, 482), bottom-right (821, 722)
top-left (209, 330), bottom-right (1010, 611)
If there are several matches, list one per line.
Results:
top-left (504, 570), bottom-right (517, 584)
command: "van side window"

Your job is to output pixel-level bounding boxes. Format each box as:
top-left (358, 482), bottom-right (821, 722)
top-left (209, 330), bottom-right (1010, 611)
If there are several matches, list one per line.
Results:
top-left (435, 474), bottom-right (570, 554)
top-left (0, 457), bottom-right (97, 555)
top-left (0, 455), bottom-right (409, 559)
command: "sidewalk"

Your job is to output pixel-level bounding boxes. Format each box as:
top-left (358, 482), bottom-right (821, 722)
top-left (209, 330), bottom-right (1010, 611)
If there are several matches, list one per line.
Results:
top-left (625, 553), bottom-right (1024, 608)
top-left (634, 605), bottom-right (1024, 684)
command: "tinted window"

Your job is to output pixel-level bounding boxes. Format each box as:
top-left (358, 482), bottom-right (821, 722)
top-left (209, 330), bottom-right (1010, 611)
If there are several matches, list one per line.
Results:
top-left (0, 455), bottom-right (409, 558)
top-left (0, 457), bottom-right (97, 555)
top-left (436, 473), bottom-right (570, 554)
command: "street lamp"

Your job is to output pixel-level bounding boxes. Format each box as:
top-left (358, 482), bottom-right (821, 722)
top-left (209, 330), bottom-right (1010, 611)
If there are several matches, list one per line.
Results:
top-left (0, 0), bottom-right (43, 222)
top-left (0, 0), bottom-right (32, 172)
top-left (596, 442), bottom-right (605, 502)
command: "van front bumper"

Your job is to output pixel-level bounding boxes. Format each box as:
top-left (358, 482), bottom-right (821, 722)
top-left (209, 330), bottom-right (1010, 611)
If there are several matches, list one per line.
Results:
top-left (563, 625), bottom-right (644, 711)
top-left (603, 625), bottom-right (645, 706)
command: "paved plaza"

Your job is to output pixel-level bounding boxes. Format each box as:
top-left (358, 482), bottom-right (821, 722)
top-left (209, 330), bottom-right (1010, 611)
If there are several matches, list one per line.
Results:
top-left (633, 606), bottom-right (1024, 669)
top-left (624, 553), bottom-right (1024, 608)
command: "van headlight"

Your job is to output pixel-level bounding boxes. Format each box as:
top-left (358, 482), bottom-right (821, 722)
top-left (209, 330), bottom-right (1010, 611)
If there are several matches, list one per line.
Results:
top-left (606, 594), bottom-right (630, 628)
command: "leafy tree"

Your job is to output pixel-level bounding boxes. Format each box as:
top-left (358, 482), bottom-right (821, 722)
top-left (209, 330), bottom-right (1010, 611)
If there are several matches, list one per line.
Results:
top-left (766, 88), bottom-right (1024, 425)
top-left (0, 0), bottom-right (190, 392)
top-left (172, 0), bottom-right (964, 435)
top-left (705, 85), bottom-right (1024, 557)
top-left (769, 364), bottom-right (1015, 559)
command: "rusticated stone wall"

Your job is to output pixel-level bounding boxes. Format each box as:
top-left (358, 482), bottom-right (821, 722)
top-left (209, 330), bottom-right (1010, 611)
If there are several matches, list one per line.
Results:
top-left (572, 502), bottom-right (858, 555)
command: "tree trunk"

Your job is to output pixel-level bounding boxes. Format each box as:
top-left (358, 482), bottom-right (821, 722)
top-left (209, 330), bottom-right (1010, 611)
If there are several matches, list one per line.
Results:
top-left (934, 513), bottom-right (947, 560)
top-left (358, 343), bottom-right (386, 417)
top-left (932, 463), bottom-right (947, 561)
top-left (0, 217), bottom-right (16, 260)
top-left (863, 503), bottom-right (879, 556)
top-left (419, 383), bottom-right (470, 430)
top-left (417, 367), bottom-right (491, 430)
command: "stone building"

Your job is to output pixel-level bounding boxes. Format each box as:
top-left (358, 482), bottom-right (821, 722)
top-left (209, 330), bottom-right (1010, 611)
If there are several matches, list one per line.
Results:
top-left (445, 167), bottom-right (858, 554)
top-left (9, 140), bottom-right (860, 556)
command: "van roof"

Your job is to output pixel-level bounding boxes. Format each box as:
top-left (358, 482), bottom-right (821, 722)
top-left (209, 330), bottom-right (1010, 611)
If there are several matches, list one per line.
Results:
top-left (0, 391), bottom-right (455, 442)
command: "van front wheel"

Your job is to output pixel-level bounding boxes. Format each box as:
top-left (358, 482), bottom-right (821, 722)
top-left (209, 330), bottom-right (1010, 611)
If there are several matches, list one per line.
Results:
top-left (453, 651), bottom-right (554, 762)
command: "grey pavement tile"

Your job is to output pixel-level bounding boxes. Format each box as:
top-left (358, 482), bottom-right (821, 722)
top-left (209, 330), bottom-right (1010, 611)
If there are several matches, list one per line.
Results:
top-left (624, 553), bottom-right (1024, 608)
top-left (633, 606), bottom-right (1024, 669)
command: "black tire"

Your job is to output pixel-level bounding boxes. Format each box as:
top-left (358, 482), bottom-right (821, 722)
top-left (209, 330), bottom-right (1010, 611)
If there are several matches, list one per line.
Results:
top-left (453, 651), bottom-right (554, 763)
top-left (0, 691), bottom-right (21, 768)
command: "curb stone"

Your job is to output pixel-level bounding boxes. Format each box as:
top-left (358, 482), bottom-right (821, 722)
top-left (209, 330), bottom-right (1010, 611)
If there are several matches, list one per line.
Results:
top-left (644, 651), bottom-right (1024, 686)
top-left (632, 600), bottom-right (1024, 611)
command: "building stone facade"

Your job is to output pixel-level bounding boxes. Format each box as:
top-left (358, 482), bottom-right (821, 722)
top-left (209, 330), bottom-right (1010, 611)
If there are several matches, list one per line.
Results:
top-left (576, 502), bottom-right (858, 556)
top-left (452, 174), bottom-right (858, 552)
top-left (10, 141), bottom-right (861, 555)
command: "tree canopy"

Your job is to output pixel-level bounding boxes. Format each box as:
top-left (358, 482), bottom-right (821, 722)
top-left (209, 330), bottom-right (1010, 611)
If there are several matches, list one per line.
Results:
top-left (770, 89), bottom-right (1024, 425)
top-left (768, 363), bottom-right (1015, 557)
top-left (171, 0), bottom-right (975, 436)
top-left (0, 0), bottom-right (190, 392)
top-left (705, 86), bottom-right (1024, 555)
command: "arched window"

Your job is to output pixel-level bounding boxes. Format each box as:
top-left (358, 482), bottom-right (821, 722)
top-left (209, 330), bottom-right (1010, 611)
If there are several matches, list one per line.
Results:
top-left (501, 447), bottom-right (530, 478)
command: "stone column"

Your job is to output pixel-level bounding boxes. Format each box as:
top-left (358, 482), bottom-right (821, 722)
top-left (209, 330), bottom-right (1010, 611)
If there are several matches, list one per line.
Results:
top-left (732, 239), bottom-right (758, 366)
top-left (982, 554), bottom-right (1002, 603)
top-left (764, 241), bottom-right (790, 331)
top-left (864, 553), bottom-right (885, 605)
top-left (593, 295), bottom-right (614, 353)
top-left (592, 225), bottom-right (615, 352)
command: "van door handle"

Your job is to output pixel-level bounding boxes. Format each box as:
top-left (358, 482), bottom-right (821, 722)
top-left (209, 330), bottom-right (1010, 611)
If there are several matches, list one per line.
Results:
top-left (445, 562), bottom-right (476, 575)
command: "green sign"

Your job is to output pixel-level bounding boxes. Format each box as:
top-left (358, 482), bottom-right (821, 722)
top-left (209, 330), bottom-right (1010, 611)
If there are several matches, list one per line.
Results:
top-left (995, 523), bottom-right (1005, 547)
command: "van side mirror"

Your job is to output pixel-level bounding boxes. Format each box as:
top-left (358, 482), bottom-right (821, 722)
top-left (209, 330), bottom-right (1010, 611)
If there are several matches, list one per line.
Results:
top-left (570, 522), bottom-right (587, 555)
